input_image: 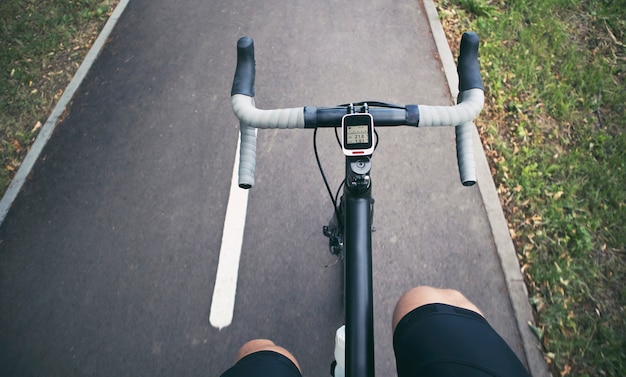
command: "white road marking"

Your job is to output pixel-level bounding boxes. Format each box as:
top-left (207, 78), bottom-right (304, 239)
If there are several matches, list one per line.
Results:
top-left (209, 134), bottom-right (250, 329)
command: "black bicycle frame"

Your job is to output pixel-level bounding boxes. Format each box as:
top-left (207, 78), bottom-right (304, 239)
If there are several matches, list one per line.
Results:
top-left (230, 32), bottom-right (485, 377)
top-left (343, 156), bottom-right (375, 377)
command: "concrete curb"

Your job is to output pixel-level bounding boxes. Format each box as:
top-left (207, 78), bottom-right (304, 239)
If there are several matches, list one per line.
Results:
top-left (1, 1), bottom-right (551, 375)
top-left (0, 0), bottom-right (131, 226)
top-left (422, 1), bottom-right (551, 376)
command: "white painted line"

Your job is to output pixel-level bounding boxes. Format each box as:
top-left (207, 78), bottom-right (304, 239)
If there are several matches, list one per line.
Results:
top-left (0, 0), bottom-right (131, 226)
top-left (209, 133), bottom-right (251, 330)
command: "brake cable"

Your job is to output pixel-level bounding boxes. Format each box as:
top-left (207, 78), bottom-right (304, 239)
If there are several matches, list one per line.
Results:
top-left (313, 127), bottom-right (343, 229)
top-left (314, 103), bottom-right (392, 229)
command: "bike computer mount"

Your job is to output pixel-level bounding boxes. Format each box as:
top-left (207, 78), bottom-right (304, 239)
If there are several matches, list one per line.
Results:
top-left (341, 103), bottom-right (375, 157)
top-left (323, 106), bottom-right (376, 257)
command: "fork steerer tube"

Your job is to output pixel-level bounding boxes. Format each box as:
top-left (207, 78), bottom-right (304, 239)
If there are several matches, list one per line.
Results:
top-left (344, 159), bottom-right (374, 377)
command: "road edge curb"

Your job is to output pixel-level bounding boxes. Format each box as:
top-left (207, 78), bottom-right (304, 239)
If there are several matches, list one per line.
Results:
top-left (422, 1), bottom-right (551, 376)
top-left (0, 0), bottom-right (131, 226)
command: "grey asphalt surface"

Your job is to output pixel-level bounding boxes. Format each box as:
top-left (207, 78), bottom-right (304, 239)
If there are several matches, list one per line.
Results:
top-left (0, 1), bottom-right (546, 376)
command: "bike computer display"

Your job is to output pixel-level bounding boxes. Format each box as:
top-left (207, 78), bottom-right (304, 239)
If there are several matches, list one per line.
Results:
top-left (341, 113), bottom-right (375, 156)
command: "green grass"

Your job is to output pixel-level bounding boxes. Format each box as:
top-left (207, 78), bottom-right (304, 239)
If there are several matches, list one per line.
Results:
top-left (437, 0), bottom-right (625, 375)
top-left (0, 0), bottom-right (112, 193)
top-left (2, 0), bottom-right (625, 374)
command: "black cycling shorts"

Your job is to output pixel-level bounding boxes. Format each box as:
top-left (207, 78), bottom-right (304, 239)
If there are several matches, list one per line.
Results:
top-left (393, 303), bottom-right (530, 376)
top-left (220, 303), bottom-right (530, 377)
top-left (220, 350), bottom-right (301, 377)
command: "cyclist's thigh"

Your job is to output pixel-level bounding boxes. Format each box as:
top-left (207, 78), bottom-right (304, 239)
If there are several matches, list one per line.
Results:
top-left (220, 350), bottom-right (302, 377)
top-left (393, 303), bottom-right (530, 377)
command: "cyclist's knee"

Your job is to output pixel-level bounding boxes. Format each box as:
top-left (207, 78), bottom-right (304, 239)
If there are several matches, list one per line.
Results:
top-left (392, 286), bottom-right (483, 331)
top-left (236, 339), bottom-right (301, 371)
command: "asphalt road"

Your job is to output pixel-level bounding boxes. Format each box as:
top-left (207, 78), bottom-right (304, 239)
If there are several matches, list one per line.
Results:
top-left (0, 1), bottom-right (529, 376)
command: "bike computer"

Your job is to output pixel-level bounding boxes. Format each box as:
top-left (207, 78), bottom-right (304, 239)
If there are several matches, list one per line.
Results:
top-left (341, 113), bottom-right (375, 156)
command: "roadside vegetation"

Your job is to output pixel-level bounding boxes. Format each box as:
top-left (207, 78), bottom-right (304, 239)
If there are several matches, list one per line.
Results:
top-left (2, 0), bottom-right (624, 375)
top-left (435, 0), bottom-right (625, 375)
top-left (0, 0), bottom-right (116, 193)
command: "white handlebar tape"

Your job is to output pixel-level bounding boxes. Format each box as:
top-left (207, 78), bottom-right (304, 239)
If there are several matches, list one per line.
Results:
top-left (231, 94), bottom-right (305, 129)
top-left (417, 89), bottom-right (484, 127)
top-left (232, 94), bottom-right (305, 188)
top-left (455, 121), bottom-right (477, 186)
top-left (238, 123), bottom-right (257, 188)
top-left (232, 90), bottom-right (483, 188)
